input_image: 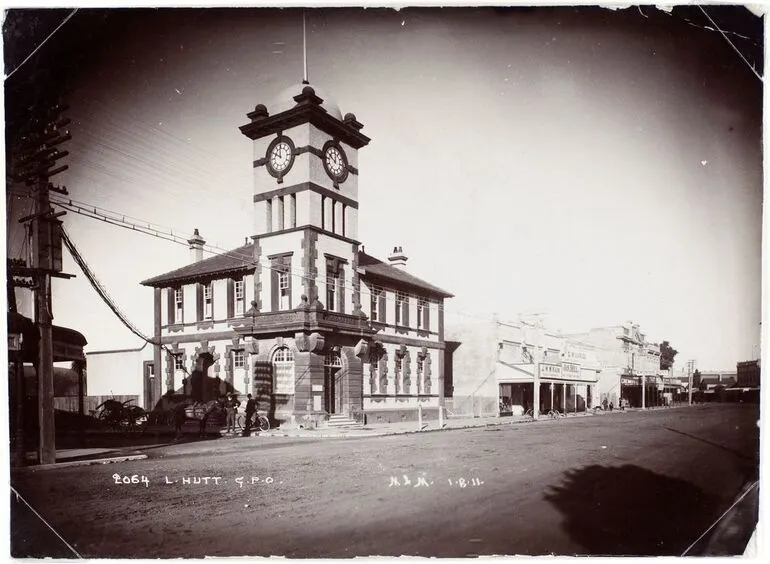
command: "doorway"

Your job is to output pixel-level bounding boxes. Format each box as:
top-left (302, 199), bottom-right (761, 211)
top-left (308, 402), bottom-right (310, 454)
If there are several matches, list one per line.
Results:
top-left (143, 362), bottom-right (155, 409)
top-left (324, 351), bottom-right (343, 414)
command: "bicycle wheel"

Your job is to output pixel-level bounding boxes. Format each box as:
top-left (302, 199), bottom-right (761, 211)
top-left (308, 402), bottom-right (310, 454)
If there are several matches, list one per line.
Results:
top-left (236, 413), bottom-right (246, 431)
top-left (256, 415), bottom-right (270, 432)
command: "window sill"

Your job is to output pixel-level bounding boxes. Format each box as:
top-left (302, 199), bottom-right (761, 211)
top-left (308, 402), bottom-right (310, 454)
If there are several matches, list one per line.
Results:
top-left (196, 320), bottom-right (215, 330)
top-left (168, 324), bottom-right (184, 333)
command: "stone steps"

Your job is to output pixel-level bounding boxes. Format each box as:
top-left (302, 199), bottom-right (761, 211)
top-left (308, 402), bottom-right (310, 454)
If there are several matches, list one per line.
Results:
top-left (325, 414), bottom-right (362, 428)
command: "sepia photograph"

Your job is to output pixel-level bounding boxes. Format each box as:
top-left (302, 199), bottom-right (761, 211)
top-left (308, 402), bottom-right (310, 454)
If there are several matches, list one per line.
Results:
top-left (4, 2), bottom-right (764, 558)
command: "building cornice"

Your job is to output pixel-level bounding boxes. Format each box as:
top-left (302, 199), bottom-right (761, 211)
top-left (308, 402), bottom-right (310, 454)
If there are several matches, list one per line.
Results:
top-left (240, 104), bottom-right (371, 149)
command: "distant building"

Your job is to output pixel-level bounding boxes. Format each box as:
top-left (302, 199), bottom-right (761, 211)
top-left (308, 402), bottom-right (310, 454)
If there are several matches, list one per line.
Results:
top-left (562, 322), bottom-right (668, 408)
top-left (737, 360), bottom-right (760, 388)
top-left (86, 343), bottom-right (153, 408)
top-left (446, 320), bottom-right (600, 416)
top-left (695, 369), bottom-right (737, 390)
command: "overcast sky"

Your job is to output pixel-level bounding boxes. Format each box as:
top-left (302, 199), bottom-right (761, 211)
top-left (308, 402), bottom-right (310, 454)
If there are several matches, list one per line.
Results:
top-left (5, 6), bottom-right (763, 372)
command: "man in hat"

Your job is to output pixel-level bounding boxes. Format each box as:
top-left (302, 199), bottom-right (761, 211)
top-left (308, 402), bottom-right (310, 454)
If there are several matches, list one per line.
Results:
top-left (225, 393), bottom-right (240, 435)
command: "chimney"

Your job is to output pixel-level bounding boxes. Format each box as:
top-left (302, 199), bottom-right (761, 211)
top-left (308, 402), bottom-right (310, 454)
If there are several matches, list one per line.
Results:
top-left (388, 245), bottom-right (408, 269)
top-left (187, 228), bottom-right (206, 263)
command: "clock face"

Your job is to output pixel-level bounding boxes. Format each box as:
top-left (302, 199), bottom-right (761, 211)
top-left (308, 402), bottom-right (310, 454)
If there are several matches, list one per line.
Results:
top-left (269, 141), bottom-right (293, 173)
top-left (324, 145), bottom-right (347, 181)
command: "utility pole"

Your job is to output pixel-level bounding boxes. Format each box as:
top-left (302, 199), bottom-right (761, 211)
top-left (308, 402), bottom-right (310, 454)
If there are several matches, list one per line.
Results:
top-left (12, 102), bottom-right (72, 465)
top-left (522, 314), bottom-right (544, 421)
top-left (687, 359), bottom-right (695, 406)
top-left (631, 353), bottom-right (647, 409)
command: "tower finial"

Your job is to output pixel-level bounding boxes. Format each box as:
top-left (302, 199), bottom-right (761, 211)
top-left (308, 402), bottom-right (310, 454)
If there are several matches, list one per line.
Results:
top-left (302, 10), bottom-right (309, 85)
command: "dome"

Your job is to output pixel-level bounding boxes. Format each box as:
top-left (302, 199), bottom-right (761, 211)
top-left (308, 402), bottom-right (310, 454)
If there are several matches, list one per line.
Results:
top-left (267, 82), bottom-right (343, 121)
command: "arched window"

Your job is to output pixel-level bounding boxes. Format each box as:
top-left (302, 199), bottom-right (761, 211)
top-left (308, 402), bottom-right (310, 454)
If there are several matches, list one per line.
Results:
top-left (272, 347), bottom-right (295, 394)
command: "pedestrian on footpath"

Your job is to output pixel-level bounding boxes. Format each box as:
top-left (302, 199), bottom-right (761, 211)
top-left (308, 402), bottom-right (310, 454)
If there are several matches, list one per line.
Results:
top-left (225, 393), bottom-right (240, 435)
top-left (243, 393), bottom-right (256, 435)
top-left (173, 402), bottom-right (187, 440)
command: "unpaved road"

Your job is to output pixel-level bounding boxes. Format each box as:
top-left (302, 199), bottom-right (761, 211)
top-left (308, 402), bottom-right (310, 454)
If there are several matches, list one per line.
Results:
top-left (11, 404), bottom-right (759, 557)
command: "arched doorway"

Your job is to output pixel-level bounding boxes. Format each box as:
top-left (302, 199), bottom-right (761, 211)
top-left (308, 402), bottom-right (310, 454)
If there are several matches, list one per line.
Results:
top-left (324, 350), bottom-right (344, 414)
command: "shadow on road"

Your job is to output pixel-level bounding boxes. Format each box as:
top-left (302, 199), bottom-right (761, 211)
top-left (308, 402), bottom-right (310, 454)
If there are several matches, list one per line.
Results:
top-left (544, 464), bottom-right (721, 556)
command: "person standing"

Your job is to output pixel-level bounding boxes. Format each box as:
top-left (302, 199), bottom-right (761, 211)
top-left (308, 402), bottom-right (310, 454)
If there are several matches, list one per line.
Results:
top-left (225, 394), bottom-right (240, 435)
top-left (244, 393), bottom-right (257, 435)
top-left (173, 402), bottom-right (187, 440)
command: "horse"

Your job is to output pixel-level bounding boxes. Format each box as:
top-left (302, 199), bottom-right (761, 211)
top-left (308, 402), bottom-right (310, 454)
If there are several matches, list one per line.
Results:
top-left (181, 398), bottom-right (225, 437)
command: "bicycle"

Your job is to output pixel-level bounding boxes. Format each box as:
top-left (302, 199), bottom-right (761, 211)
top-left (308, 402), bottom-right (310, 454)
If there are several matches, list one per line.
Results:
top-left (237, 411), bottom-right (270, 432)
top-left (547, 409), bottom-right (566, 419)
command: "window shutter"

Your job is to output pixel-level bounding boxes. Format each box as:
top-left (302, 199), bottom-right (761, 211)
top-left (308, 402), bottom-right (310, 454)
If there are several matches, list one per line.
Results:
top-left (338, 268), bottom-right (345, 313)
top-left (227, 278), bottom-right (234, 318)
top-left (196, 283), bottom-right (203, 322)
top-left (424, 302), bottom-right (430, 331)
top-left (271, 267), bottom-right (279, 311)
top-left (404, 298), bottom-right (409, 327)
top-left (167, 288), bottom-right (174, 324)
top-left (379, 292), bottom-right (386, 323)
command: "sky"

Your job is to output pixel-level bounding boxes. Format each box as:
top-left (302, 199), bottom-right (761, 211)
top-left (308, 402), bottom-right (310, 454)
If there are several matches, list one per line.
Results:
top-left (4, 5), bottom-right (764, 372)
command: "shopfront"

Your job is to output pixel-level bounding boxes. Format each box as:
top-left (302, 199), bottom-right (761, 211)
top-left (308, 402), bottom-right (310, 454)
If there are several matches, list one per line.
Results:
top-left (496, 362), bottom-right (598, 416)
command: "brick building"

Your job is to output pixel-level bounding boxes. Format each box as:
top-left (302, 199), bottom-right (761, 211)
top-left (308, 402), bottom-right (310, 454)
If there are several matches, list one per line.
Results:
top-left (736, 360), bottom-right (760, 388)
top-left (140, 82), bottom-right (453, 426)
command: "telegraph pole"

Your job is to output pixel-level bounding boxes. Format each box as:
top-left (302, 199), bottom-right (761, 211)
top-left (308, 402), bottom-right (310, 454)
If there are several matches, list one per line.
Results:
top-left (639, 352), bottom-right (646, 410)
top-left (12, 102), bottom-right (72, 465)
top-left (522, 314), bottom-right (544, 421)
top-left (687, 359), bottom-right (695, 406)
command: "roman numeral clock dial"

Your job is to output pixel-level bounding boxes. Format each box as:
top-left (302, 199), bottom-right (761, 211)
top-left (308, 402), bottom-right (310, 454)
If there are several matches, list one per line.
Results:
top-left (266, 136), bottom-right (296, 182)
top-left (323, 142), bottom-right (349, 187)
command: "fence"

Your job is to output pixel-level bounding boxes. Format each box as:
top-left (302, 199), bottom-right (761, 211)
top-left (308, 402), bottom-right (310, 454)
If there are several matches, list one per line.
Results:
top-left (445, 395), bottom-right (498, 418)
top-left (53, 395), bottom-right (140, 414)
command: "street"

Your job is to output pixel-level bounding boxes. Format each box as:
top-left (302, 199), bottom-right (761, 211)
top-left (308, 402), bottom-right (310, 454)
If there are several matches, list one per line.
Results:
top-left (11, 403), bottom-right (759, 557)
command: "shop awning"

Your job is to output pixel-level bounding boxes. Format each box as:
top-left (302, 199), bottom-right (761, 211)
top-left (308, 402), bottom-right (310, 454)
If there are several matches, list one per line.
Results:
top-left (7, 312), bottom-right (87, 363)
top-left (495, 362), bottom-right (598, 384)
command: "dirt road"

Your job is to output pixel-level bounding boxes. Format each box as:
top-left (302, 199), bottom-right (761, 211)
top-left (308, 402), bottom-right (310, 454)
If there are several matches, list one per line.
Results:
top-left (11, 403), bottom-right (759, 557)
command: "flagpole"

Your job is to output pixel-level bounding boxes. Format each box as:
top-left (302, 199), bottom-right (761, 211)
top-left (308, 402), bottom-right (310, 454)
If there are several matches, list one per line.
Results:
top-left (303, 10), bottom-right (309, 84)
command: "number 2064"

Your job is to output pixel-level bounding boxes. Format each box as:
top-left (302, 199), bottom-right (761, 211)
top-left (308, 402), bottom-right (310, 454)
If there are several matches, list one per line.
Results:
top-left (112, 474), bottom-right (149, 487)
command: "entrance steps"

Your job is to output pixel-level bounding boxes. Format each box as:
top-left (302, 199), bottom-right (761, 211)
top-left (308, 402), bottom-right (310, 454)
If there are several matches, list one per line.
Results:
top-left (325, 414), bottom-right (363, 428)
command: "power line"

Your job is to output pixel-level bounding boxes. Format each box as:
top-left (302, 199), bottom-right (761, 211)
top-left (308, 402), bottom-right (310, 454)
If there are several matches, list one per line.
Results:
top-left (60, 225), bottom-right (193, 378)
top-left (45, 191), bottom-right (681, 337)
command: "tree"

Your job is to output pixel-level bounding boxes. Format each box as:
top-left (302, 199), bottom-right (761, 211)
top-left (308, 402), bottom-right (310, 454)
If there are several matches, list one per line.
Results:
top-left (694, 370), bottom-right (705, 391)
top-left (660, 341), bottom-right (678, 371)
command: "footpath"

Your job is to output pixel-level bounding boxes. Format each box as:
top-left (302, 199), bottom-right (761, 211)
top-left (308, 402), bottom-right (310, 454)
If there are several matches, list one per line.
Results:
top-left (16, 407), bottom-right (640, 468)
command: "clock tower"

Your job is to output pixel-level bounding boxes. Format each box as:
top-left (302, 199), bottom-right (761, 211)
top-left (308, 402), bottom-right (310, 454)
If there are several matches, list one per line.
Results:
top-left (238, 82), bottom-right (375, 422)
